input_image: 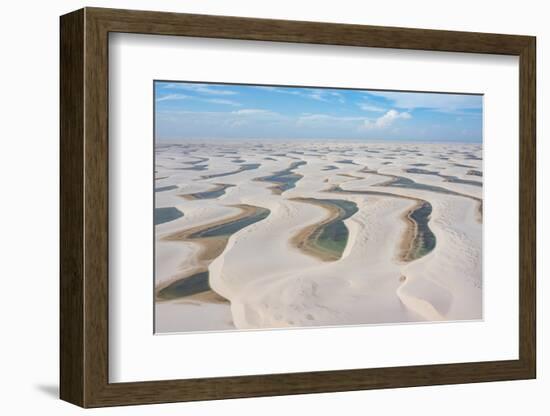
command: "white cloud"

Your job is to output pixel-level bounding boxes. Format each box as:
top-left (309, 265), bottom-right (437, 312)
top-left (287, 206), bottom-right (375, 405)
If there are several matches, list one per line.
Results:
top-left (233, 109), bottom-right (275, 116)
top-left (254, 86), bottom-right (345, 103)
top-left (302, 89), bottom-right (347, 103)
top-left (330, 92), bottom-right (345, 104)
top-left (157, 108), bottom-right (285, 131)
top-left (358, 103), bottom-right (386, 112)
top-left (252, 86), bottom-right (279, 91)
top-left (155, 93), bottom-right (190, 102)
top-left (156, 93), bottom-right (242, 106)
top-left (297, 113), bottom-right (364, 124)
top-left (308, 91), bottom-right (328, 101)
top-left (204, 98), bottom-right (241, 106)
top-left (368, 91), bottom-right (482, 114)
top-left (363, 109), bottom-right (411, 129)
top-left (161, 83), bottom-right (237, 96)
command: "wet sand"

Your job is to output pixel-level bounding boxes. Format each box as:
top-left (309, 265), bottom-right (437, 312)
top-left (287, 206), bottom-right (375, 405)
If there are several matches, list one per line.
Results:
top-left (254, 161), bottom-right (306, 194)
top-left (157, 204), bottom-right (270, 301)
top-left (155, 140), bottom-right (483, 332)
top-left (399, 201), bottom-right (436, 262)
top-left (180, 183), bottom-right (234, 200)
top-left (326, 184), bottom-right (436, 262)
top-left (290, 197), bottom-right (358, 262)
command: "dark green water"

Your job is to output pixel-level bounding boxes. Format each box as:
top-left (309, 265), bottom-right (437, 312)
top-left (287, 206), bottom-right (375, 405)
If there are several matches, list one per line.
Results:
top-left (175, 164), bottom-right (208, 171)
top-left (328, 186), bottom-right (436, 261)
top-left (155, 185), bottom-right (178, 192)
top-left (256, 161), bottom-right (306, 193)
top-left (157, 271), bottom-right (210, 300)
top-left (186, 184), bottom-right (235, 200)
top-left (298, 198), bottom-right (358, 260)
top-left (185, 157), bottom-right (209, 165)
top-left (405, 168), bottom-right (482, 187)
top-left (371, 174), bottom-right (482, 223)
top-left (157, 205), bottom-right (270, 301)
top-left (406, 202), bottom-right (436, 261)
top-left (445, 177), bottom-right (482, 187)
top-left (189, 206), bottom-right (270, 239)
top-left (202, 163), bottom-right (260, 179)
top-left (406, 168), bottom-right (439, 175)
top-left (155, 207), bottom-right (184, 225)
top-left (336, 159), bottom-right (358, 165)
top-left (379, 174), bottom-right (474, 196)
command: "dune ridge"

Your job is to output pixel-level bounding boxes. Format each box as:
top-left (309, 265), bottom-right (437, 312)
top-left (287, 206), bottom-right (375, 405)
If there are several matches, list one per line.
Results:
top-left (155, 140), bottom-right (482, 333)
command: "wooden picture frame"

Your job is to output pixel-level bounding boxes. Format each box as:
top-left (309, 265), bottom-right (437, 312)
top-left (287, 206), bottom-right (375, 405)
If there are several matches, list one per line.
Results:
top-left (60, 7), bottom-right (536, 408)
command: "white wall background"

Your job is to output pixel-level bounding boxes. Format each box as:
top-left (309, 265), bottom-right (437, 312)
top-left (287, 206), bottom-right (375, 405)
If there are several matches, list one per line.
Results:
top-left (0, 0), bottom-right (545, 414)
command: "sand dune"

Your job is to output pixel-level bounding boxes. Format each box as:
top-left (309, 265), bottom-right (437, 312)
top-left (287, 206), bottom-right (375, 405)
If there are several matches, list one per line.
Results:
top-left (155, 140), bottom-right (483, 333)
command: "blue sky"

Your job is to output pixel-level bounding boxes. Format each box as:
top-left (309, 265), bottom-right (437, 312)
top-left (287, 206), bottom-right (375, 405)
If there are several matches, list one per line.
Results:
top-left (155, 81), bottom-right (482, 142)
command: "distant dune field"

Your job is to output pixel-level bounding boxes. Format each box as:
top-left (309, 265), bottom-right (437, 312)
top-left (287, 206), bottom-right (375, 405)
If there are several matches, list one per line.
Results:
top-left (154, 140), bottom-right (482, 333)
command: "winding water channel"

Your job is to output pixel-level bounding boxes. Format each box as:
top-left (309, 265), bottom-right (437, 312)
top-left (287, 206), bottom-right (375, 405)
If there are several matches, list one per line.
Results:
top-left (201, 163), bottom-right (260, 179)
top-left (327, 185), bottom-right (436, 262)
top-left (181, 183), bottom-right (235, 200)
top-left (157, 205), bottom-right (270, 300)
top-left (255, 161), bottom-right (306, 194)
top-left (291, 198), bottom-right (358, 261)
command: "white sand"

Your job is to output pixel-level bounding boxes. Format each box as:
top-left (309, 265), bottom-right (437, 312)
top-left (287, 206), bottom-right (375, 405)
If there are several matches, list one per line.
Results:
top-left (154, 140), bottom-right (483, 333)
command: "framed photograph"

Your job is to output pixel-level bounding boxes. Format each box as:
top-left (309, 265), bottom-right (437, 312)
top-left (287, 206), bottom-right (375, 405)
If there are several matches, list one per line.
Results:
top-left (60, 7), bottom-right (536, 408)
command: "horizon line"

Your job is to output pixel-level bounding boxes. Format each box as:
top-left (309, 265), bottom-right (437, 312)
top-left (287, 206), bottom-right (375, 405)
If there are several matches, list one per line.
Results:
top-left (155, 137), bottom-right (483, 144)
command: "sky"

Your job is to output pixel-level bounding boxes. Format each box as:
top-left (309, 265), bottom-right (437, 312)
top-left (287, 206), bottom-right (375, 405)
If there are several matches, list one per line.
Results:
top-left (154, 81), bottom-right (483, 142)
